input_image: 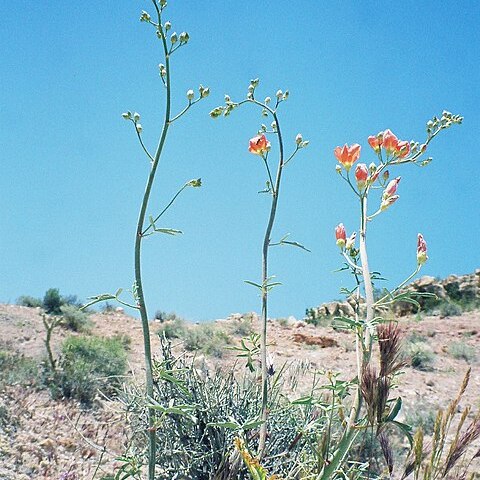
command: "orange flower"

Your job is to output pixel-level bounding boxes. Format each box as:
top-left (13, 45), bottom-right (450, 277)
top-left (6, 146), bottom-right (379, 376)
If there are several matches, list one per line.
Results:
top-left (249, 134), bottom-right (270, 155)
top-left (417, 233), bottom-right (428, 265)
top-left (382, 129), bottom-right (399, 154)
top-left (334, 144), bottom-right (361, 171)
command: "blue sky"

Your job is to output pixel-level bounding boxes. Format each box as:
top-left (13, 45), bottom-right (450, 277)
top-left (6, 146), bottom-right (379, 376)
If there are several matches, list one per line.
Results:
top-left (1, 1), bottom-right (478, 321)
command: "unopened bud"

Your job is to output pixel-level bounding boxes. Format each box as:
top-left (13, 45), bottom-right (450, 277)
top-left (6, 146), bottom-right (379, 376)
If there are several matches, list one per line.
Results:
top-left (136, 123), bottom-right (143, 133)
top-left (295, 133), bottom-right (303, 145)
top-left (283, 90), bottom-right (289, 100)
top-left (140, 11), bottom-right (151, 22)
top-left (380, 194), bottom-right (399, 211)
top-left (264, 96), bottom-right (271, 104)
top-left (179, 32), bottom-right (189, 43)
top-left (187, 178), bottom-right (202, 188)
top-left (186, 89), bottom-right (194, 100)
top-left (335, 165), bottom-right (342, 173)
top-left (335, 223), bottom-right (347, 249)
top-left (170, 32), bottom-right (178, 44)
top-left (164, 21), bottom-right (171, 31)
top-left (382, 170), bottom-right (390, 182)
top-left (275, 89), bottom-right (283, 99)
top-left (133, 112), bottom-right (140, 122)
top-left (271, 121), bottom-right (277, 131)
top-left (122, 112), bottom-right (131, 120)
top-left (224, 94), bottom-right (231, 102)
top-left (209, 106), bottom-right (224, 118)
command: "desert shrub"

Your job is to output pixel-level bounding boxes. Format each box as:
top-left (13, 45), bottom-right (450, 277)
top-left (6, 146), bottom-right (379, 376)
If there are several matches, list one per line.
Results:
top-left (154, 310), bottom-right (181, 323)
top-left (55, 335), bottom-right (127, 404)
top-left (157, 317), bottom-right (186, 339)
top-left (16, 295), bottom-right (43, 308)
top-left (231, 316), bottom-right (253, 336)
top-left (440, 301), bottom-right (462, 317)
top-left (60, 304), bottom-right (92, 332)
top-left (184, 324), bottom-right (232, 357)
top-left (405, 403), bottom-right (437, 435)
top-left (121, 339), bottom-right (329, 479)
top-left (448, 341), bottom-right (476, 363)
top-left (43, 287), bottom-right (64, 314)
top-left (403, 341), bottom-right (435, 370)
top-left (408, 331), bottom-right (427, 343)
top-left (0, 347), bottom-right (38, 387)
top-left (305, 308), bottom-right (333, 327)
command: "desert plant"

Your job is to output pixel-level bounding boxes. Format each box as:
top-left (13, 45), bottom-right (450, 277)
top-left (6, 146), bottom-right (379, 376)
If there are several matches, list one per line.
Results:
top-left (43, 287), bottom-right (64, 314)
top-left (81, 3), bottom-right (209, 474)
top-left (439, 301), bottom-right (462, 317)
top-left (0, 346), bottom-right (38, 388)
top-left (16, 294), bottom-right (43, 308)
top-left (184, 324), bottom-right (232, 357)
top-left (119, 338), bottom-right (329, 479)
top-left (404, 341), bottom-right (435, 371)
top-left (60, 304), bottom-right (92, 332)
top-left (55, 335), bottom-right (128, 404)
top-left (211, 78), bottom-right (310, 456)
top-left (448, 341), bottom-right (476, 363)
top-left (157, 316), bottom-right (186, 339)
top-left (320, 111), bottom-right (462, 478)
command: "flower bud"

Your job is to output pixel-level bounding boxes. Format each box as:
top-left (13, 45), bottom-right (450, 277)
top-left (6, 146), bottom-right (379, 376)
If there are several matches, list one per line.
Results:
top-left (335, 223), bottom-right (347, 249)
top-left (136, 123), bottom-right (143, 133)
top-left (164, 21), bottom-right (171, 31)
top-left (271, 121), bottom-right (277, 131)
top-left (170, 32), bottom-right (178, 44)
top-left (186, 89), bottom-right (194, 100)
top-left (224, 94), bottom-right (231, 102)
top-left (295, 133), bottom-right (303, 145)
top-left (380, 194), bottom-right (399, 211)
top-left (187, 178), bottom-right (202, 188)
top-left (382, 176), bottom-right (401, 199)
top-left (283, 90), bottom-right (289, 100)
top-left (122, 112), bottom-right (131, 120)
top-left (264, 96), bottom-right (271, 104)
top-left (276, 89), bottom-right (283, 99)
top-left (382, 170), bottom-right (390, 183)
top-left (133, 112), bottom-right (140, 122)
top-left (417, 233), bottom-right (428, 265)
top-left (179, 32), bottom-right (189, 43)
top-left (140, 11), bottom-right (151, 22)
top-left (209, 106), bottom-right (224, 118)
top-left (335, 165), bottom-right (342, 173)
top-left (355, 163), bottom-right (369, 190)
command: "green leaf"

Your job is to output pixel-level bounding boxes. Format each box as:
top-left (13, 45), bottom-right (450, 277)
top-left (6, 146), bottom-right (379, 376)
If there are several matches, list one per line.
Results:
top-left (244, 280), bottom-right (263, 290)
top-left (392, 420), bottom-right (414, 447)
top-left (282, 240), bottom-right (311, 252)
top-left (386, 397), bottom-right (402, 422)
top-left (242, 419), bottom-right (265, 430)
top-left (153, 227), bottom-right (183, 235)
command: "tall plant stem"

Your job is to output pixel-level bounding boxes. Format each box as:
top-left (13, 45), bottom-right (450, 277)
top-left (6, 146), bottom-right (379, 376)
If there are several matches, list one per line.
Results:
top-left (134, 7), bottom-right (171, 478)
top-left (319, 195), bottom-right (375, 479)
top-left (259, 110), bottom-right (284, 457)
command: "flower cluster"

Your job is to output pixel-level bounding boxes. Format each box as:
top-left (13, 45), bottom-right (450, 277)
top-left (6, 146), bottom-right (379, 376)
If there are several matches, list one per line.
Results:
top-left (368, 129), bottom-right (410, 158)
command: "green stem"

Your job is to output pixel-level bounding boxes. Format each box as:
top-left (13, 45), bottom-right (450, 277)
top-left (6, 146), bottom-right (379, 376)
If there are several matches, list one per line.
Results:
top-left (134, 3), bottom-right (171, 478)
top-left (258, 109), bottom-right (285, 458)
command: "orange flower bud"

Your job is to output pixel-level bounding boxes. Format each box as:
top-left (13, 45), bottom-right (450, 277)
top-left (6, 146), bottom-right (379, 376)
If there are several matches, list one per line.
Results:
top-left (417, 233), bottom-right (428, 265)
top-left (355, 163), bottom-right (369, 190)
top-left (335, 223), bottom-right (346, 249)
top-left (383, 176), bottom-right (401, 199)
top-left (334, 144), bottom-right (361, 171)
top-left (368, 135), bottom-right (382, 152)
top-left (248, 134), bottom-right (271, 155)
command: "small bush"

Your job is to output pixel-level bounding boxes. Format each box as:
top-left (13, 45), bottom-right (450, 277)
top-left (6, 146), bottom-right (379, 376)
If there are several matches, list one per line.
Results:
top-left (16, 295), bottom-right (43, 308)
top-left (405, 404), bottom-right (437, 434)
top-left (157, 317), bottom-right (186, 339)
top-left (0, 348), bottom-right (38, 387)
top-left (43, 287), bottom-right (64, 314)
top-left (154, 310), bottom-right (181, 323)
top-left (231, 317), bottom-right (253, 336)
top-left (448, 341), bottom-right (476, 363)
top-left (440, 301), bottom-right (462, 317)
top-left (55, 335), bottom-right (128, 404)
top-left (184, 324), bottom-right (231, 357)
top-left (60, 304), bottom-right (92, 332)
top-left (404, 341), bottom-right (435, 371)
